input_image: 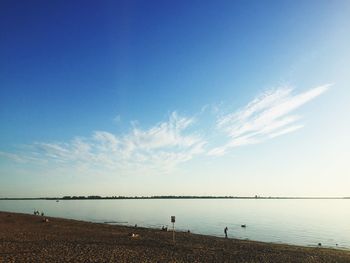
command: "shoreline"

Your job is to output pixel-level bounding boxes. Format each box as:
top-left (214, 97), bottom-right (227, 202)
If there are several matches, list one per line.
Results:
top-left (1, 211), bottom-right (350, 262)
top-left (1, 209), bottom-right (348, 251)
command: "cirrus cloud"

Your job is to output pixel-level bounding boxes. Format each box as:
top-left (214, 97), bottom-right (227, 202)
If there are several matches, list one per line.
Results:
top-left (0, 84), bottom-right (330, 174)
top-left (208, 84), bottom-right (330, 156)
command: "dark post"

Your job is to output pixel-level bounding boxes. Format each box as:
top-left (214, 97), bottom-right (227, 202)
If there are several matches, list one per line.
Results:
top-left (171, 216), bottom-right (176, 243)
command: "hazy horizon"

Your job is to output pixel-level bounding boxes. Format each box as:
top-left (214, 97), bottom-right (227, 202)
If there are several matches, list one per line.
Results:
top-left (1, 0), bottom-right (350, 197)
top-left (1, 195), bottom-right (349, 199)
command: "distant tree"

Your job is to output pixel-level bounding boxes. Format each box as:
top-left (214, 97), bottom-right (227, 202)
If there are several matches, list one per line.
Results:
top-left (87, 195), bottom-right (102, 199)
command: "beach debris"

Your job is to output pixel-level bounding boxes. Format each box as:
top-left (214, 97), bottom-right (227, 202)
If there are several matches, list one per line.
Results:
top-left (241, 224), bottom-right (246, 228)
top-left (128, 233), bottom-right (139, 238)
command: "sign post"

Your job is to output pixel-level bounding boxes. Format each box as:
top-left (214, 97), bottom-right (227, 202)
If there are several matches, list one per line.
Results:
top-left (171, 216), bottom-right (176, 243)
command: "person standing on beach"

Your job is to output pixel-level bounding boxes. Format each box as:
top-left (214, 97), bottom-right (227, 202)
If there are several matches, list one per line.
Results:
top-left (224, 227), bottom-right (228, 238)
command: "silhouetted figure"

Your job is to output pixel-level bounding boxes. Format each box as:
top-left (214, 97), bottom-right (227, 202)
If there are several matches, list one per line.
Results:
top-left (41, 212), bottom-right (44, 216)
top-left (224, 227), bottom-right (228, 238)
top-left (241, 224), bottom-right (246, 228)
top-left (134, 224), bottom-right (137, 228)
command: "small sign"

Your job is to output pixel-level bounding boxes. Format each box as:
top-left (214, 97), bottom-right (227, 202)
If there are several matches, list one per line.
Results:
top-left (171, 216), bottom-right (175, 223)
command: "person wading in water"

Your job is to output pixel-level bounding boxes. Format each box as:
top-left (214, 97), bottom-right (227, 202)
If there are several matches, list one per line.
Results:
top-left (224, 226), bottom-right (228, 238)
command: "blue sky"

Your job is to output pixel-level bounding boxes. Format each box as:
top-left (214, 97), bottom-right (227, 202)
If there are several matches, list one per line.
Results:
top-left (1, 0), bottom-right (349, 197)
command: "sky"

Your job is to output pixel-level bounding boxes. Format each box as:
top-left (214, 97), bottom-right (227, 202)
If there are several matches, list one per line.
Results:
top-left (1, 0), bottom-right (350, 197)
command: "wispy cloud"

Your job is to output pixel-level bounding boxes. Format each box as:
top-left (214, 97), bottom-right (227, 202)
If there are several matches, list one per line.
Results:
top-left (208, 84), bottom-right (330, 156)
top-left (0, 152), bottom-right (28, 163)
top-left (0, 85), bottom-right (329, 173)
top-left (2, 112), bottom-right (205, 175)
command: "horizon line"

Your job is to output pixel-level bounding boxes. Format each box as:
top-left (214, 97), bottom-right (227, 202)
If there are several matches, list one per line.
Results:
top-left (0, 195), bottom-right (349, 200)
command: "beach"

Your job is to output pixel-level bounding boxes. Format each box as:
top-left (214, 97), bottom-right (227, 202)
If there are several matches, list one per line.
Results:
top-left (1, 212), bottom-right (349, 262)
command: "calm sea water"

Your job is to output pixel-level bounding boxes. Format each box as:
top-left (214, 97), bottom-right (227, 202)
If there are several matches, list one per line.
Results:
top-left (1, 199), bottom-right (349, 249)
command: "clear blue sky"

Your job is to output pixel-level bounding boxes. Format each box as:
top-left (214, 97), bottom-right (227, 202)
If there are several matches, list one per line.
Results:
top-left (1, 0), bottom-right (349, 197)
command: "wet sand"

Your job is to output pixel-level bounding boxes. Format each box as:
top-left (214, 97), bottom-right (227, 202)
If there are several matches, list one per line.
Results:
top-left (1, 211), bottom-right (349, 262)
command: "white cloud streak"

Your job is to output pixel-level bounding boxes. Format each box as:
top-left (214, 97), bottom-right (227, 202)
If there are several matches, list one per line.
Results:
top-left (0, 85), bottom-right (329, 173)
top-left (3, 112), bottom-right (205, 175)
top-left (208, 84), bottom-right (330, 156)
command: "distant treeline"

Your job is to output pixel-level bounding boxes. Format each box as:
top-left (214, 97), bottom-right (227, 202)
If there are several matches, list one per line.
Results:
top-left (62, 195), bottom-right (242, 200)
top-left (1, 196), bottom-right (349, 200)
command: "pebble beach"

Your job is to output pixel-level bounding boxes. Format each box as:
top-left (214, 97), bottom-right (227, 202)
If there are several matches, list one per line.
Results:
top-left (1, 211), bottom-right (349, 263)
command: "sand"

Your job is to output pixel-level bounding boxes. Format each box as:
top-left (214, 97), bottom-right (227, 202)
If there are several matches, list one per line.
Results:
top-left (1, 211), bottom-right (349, 262)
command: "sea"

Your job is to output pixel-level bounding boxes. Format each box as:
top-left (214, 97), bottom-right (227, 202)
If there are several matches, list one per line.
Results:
top-left (1, 198), bottom-right (349, 250)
